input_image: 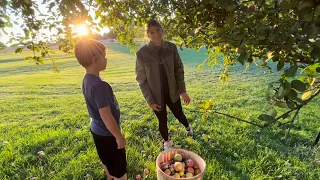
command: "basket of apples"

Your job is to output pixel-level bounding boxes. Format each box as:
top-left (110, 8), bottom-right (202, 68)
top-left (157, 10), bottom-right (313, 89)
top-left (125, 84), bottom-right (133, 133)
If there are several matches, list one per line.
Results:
top-left (156, 149), bottom-right (206, 180)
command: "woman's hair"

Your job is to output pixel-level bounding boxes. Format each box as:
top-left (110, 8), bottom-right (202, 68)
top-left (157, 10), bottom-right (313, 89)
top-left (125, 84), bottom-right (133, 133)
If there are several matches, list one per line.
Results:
top-left (146, 19), bottom-right (163, 32)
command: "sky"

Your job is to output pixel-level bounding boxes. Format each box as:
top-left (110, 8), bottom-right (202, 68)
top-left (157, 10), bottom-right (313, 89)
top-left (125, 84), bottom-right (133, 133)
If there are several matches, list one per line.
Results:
top-left (0, 0), bottom-right (110, 44)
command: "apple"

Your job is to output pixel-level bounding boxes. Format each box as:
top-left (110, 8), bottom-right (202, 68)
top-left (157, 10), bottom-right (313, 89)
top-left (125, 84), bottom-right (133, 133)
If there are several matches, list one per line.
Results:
top-left (85, 174), bottom-right (93, 179)
top-left (169, 164), bottom-right (175, 172)
top-left (216, 27), bottom-right (225, 34)
top-left (160, 162), bottom-right (169, 170)
top-left (179, 171), bottom-right (185, 177)
top-left (180, 152), bottom-right (186, 161)
top-left (194, 163), bottom-right (199, 169)
top-left (226, 15), bottom-right (236, 25)
top-left (315, 5), bottom-right (320, 16)
top-left (248, 5), bottom-right (256, 13)
top-left (186, 167), bottom-right (195, 175)
top-left (181, 162), bottom-right (186, 169)
top-left (186, 159), bottom-right (195, 168)
top-left (135, 174), bottom-right (142, 180)
top-left (195, 168), bottom-right (201, 175)
top-left (37, 151), bottom-right (45, 157)
top-left (298, 0), bottom-right (314, 11)
top-left (144, 168), bottom-right (150, 175)
top-left (164, 169), bottom-right (171, 176)
top-left (174, 154), bottom-right (182, 162)
top-left (186, 172), bottom-right (193, 178)
top-left (279, 0), bottom-right (292, 11)
top-left (172, 173), bottom-right (180, 178)
top-left (174, 162), bottom-right (184, 172)
top-left (225, 4), bottom-right (236, 12)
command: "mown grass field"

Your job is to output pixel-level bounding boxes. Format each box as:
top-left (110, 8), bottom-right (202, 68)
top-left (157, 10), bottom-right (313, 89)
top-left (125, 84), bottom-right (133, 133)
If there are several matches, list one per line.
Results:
top-left (0, 44), bottom-right (319, 180)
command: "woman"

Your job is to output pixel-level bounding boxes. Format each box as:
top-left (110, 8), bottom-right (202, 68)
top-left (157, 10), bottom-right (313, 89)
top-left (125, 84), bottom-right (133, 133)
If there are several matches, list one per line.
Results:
top-left (135, 19), bottom-right (193, 150)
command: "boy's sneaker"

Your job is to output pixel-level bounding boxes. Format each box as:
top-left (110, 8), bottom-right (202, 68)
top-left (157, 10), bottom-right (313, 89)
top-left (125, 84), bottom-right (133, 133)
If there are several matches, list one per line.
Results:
top-left (163, 141), bottom-right (173, 151)
top-left (186, 127), bottom-right (194, 136)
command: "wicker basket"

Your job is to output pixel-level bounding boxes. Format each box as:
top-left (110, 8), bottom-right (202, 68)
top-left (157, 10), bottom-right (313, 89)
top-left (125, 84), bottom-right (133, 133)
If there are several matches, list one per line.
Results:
top-left (156, 149), bottom-right (206, 180)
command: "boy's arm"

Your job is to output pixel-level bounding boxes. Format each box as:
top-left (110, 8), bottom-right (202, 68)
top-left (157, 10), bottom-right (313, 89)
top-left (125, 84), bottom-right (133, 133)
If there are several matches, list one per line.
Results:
top-left (173, 45), bottom-right (186, 94)
top-left (92, 82), bottom-right (126, 149)
top-left (135, 52), bottom-right (155, 105)
top-left (99, 106), bottom-right (126, 149)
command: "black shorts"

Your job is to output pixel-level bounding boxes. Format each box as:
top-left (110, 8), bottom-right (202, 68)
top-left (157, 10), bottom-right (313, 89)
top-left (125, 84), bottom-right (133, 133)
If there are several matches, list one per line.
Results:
top-left (90, 130), bottom-right (127, 178)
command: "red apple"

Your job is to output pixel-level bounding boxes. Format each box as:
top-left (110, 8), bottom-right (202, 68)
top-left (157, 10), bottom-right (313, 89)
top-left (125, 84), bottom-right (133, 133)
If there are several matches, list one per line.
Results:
top-left (135, 174), bottom-right (142, 180)
top-left (186, 172), bottom-right (193, 178)
top-left (186, 159), bottom-right (195, 168)
top-left (195, 168), bottom-right (201, 175)
top-left (160, 162), bottom-right (169, 170)
top-left (248, 5), bottom-right (256, 13)
top-left (186, 167), bottom-right (195, 175)
top-left (174, 154), bottom-right (182, 162)
top-left (180, 152), bottom-right (186, 161)
top-left (144, 168), bottom-right (150, 175)
top-left (174, 162), bottom-right (184, 172)
top-left (164, 169), bottom-right (171, 176)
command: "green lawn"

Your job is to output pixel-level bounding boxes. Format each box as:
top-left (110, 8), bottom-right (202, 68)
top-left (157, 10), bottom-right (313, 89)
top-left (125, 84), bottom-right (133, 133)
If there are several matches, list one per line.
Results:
top-left (0, 44), bottom-right (319, 180)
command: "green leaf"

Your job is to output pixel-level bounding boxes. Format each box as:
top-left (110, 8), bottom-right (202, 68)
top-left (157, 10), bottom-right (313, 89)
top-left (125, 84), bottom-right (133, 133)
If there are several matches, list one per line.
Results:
top-left (202, 114), bottom-right (208, 122)
top-left (24, 56), bottom-right (34, 61)
top-left (189, 38), bottom-right (199, 45)
top-left (237, 52), bottom-right (250, 65)
top-left (288, 89), bottom-right (298, 99)
top-left (215, 46), bottom-right (221, 56)
top-left (286, 101), bottom-right (295, 110)
top-left (258, 114), bottom-right (275, 122)
top-left (274, 101), bottom-right (288, 108)
top-left (291, 80), bottom-right (307, 92)
top-left (277, 60), bottom-right (284, 71)
top-left (41, 52), bottom-right (46, 57)
top-left (285, 65), bottom-right (298, 77)
top-left (266, 108), bottom-right (277, 118)
top-left (204, 100), bottom-right (213, 109)
top-left (276, 81), bottom-right (291, 99)
top-left (301, 91), bottom-right (312, 100)
top-left (15, 47), bottom-right (23, 53)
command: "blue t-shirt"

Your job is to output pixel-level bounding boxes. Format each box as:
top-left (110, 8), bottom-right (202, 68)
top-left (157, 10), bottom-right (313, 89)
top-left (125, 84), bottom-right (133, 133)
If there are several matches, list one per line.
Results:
top-left (82, 74), bottom-right (120, 136)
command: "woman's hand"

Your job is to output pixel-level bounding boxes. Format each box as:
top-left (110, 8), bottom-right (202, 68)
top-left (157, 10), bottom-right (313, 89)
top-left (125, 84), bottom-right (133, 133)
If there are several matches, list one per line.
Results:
top-left (149, 103), bottom-right (161, 111)
top-left (180, 93), bottom-right (191, 104)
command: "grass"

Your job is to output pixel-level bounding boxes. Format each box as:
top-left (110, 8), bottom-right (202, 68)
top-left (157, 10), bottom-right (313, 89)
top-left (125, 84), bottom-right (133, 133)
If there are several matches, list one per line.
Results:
top-left (0, 44), bottom-right (319, 180)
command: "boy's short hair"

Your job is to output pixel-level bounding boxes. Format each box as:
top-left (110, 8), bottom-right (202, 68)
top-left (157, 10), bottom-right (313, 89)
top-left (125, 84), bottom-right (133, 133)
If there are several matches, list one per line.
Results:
top-left (74, 39), bottom-right (106, 67)
top-left (146, 19), bottom-right (163, 33)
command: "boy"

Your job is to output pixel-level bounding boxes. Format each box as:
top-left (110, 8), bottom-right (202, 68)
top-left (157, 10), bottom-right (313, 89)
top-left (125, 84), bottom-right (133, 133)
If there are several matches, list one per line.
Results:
top-left (74, 39), bottom-right (127, 180)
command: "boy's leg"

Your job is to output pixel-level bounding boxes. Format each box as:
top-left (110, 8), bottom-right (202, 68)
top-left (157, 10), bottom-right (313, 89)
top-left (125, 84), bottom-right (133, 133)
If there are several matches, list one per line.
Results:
top-left (167, 99), bottom-right (189, 128)
top-left (102, 164), bottom-right (114, 180)
top-left (154, 108), bottom-right (169, 141)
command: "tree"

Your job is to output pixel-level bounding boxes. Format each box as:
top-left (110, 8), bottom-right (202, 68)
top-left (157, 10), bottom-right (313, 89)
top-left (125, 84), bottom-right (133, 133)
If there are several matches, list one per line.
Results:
top-left (1, 0), bottom-right (320, 140)
top-left (0, 42), bottom-right (6, 53)
top-left (103, 31), bottom-right (116, 39)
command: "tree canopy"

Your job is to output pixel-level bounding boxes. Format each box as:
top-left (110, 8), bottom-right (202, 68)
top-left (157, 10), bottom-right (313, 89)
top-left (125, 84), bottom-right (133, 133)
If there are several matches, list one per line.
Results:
top-left (1, 0), bottom-right (320, 130)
